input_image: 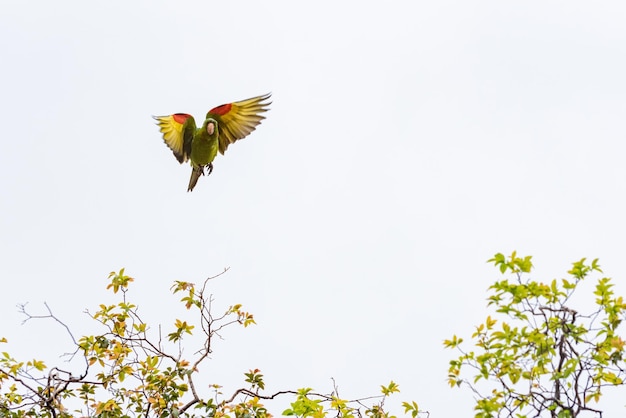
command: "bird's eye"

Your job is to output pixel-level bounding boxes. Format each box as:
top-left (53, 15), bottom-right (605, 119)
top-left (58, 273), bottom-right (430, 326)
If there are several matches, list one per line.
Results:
top-left (207, 122), bottom-right (215, 135)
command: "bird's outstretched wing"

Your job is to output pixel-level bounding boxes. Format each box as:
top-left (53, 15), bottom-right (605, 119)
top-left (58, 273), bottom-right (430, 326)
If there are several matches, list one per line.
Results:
top-left (153, 113), bottom-right (197, 163)
top-left (206, 93), bottom-right (271, 154)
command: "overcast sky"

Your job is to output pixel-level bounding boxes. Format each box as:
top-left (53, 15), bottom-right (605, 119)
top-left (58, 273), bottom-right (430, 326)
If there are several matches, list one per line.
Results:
top-left (2, 1), bottom-right (626, 415)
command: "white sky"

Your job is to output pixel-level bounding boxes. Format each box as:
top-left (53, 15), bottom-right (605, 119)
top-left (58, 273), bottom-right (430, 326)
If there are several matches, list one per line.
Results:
top-left (2, 1), bottom-right (626, 415)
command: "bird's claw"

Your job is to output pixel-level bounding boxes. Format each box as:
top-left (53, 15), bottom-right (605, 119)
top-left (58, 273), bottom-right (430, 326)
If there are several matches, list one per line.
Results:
top-left (198, 163), bottom-right (214, 177)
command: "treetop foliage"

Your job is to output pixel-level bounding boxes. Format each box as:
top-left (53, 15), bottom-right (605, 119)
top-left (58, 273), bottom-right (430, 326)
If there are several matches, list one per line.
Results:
top-left (445, 252), bottom-right (626, 418)
top-left (0, 269), bottom-right (424, 418)
top-left (3, 251), bottom-right (625, 417)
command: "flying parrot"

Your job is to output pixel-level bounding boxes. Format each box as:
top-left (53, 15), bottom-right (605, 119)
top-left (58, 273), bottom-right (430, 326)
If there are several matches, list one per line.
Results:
top-left (153, 93), bottom-right (271, 191)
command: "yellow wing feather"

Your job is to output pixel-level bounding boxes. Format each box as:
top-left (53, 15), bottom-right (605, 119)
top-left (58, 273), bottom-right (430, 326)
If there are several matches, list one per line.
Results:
top-left (153, 114), bottom-right (195, 163)
top-left (206, 93), bottom-right (271, 154)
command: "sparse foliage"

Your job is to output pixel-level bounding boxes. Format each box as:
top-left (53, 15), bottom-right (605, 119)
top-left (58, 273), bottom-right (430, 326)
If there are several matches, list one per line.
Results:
top-left (0, 269), bottom-right (424, 418)
top-left (445, 252), bottom-right (626, 417)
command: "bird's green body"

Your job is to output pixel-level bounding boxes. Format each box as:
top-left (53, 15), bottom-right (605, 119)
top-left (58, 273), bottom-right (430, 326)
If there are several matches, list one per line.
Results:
top-left (154, 93), bottom-right (271, 191)
top-left (187, 119), bottom-right (220, 191)
top-left (190, 120), bottom-right (219, 167)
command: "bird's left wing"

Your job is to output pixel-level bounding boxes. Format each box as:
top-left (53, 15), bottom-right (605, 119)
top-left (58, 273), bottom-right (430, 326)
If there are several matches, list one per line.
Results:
top-left (206, 93), bottom-right (271, 154)
top-left (153, 113), bottom-right (196, 163)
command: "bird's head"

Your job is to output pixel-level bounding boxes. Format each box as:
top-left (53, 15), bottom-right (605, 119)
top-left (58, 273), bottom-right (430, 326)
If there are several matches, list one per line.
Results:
top-left (204, 118), bottom-right (218, 137)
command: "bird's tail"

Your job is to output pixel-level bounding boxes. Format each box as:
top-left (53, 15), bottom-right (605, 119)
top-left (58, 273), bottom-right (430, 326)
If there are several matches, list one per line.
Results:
top-left (187, 166), bottom-right (203, 192)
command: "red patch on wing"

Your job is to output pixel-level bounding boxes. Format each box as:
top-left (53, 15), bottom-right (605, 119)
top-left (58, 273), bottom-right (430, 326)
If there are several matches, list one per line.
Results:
top-left (209, 103), bottom-right (232, 116)
top-left (173, 113), bottom-right (192, 124)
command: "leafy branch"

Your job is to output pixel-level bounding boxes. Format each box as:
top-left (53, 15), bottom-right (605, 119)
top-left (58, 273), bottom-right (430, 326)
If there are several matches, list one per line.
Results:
top-left (445, 252), bottom-right (626, 417)
top-left (0, 269), bottom-right (424, 418)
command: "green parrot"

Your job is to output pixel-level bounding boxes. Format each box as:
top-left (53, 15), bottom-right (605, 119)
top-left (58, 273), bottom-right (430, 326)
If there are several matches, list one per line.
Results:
top-left (154, 93), bottom-right (271, 191)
